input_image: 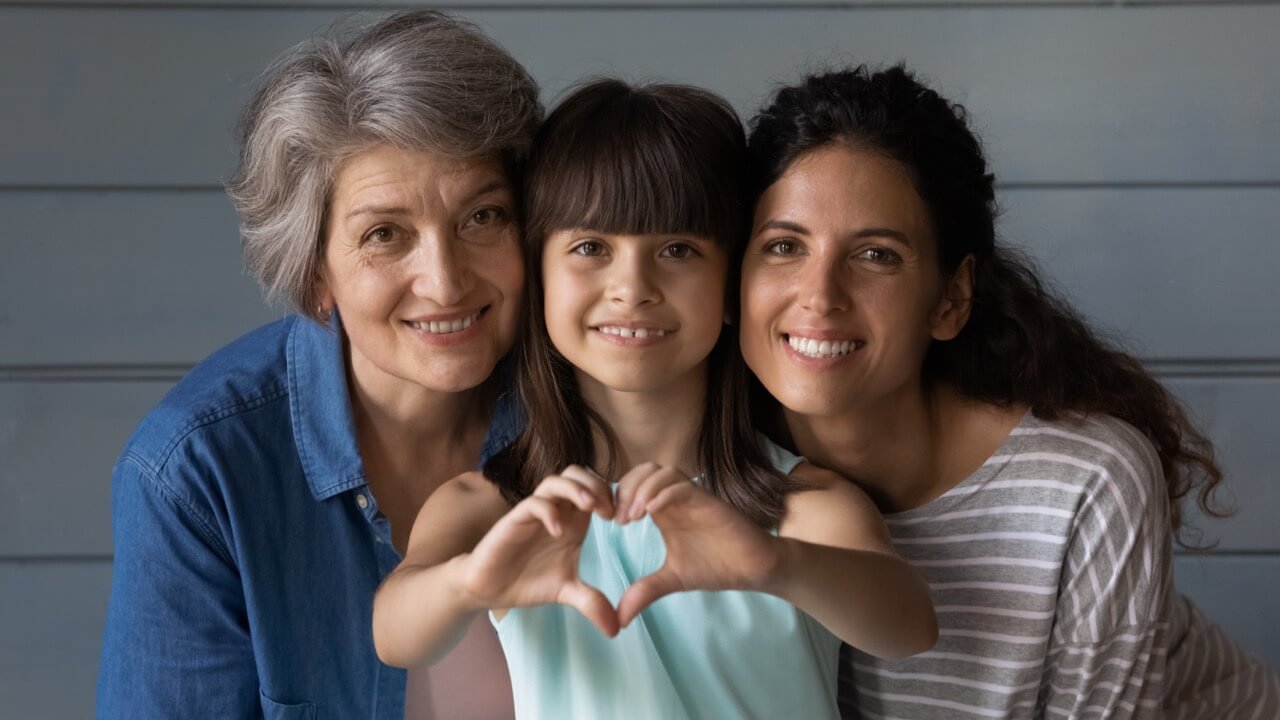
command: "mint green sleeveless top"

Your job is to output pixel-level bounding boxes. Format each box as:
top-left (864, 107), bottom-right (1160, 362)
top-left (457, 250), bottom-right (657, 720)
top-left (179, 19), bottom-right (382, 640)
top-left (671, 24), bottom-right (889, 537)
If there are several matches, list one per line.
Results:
top-left (492, 442), bottom-right (841, 719)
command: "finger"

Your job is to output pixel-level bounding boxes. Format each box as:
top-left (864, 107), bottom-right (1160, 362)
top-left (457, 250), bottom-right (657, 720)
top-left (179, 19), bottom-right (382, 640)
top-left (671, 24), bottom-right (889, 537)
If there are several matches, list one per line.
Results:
top-left (558, 580), bottom-right (620, 638)
top-left (532, 475), bottom-right (598, 513)
top-left (644, 479), bottom-right (703, 516)
top-left (557, 465), bottom-right (616, 519)
top-left (613, 462), bottom-right (662, 524)
top-left (517, 496), bottom-right (566, 538)
top-left (628, 467), bottom-right (690, 522)
top-left (616, 567), bottom-right (682, 628)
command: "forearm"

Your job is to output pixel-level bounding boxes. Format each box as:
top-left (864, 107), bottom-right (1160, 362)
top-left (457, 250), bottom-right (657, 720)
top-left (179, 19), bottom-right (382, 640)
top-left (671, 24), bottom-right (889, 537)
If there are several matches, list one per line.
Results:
top-left (372, 555), bottom-right (482, 669)
top-left (764, 539), bottom-right (937, 659)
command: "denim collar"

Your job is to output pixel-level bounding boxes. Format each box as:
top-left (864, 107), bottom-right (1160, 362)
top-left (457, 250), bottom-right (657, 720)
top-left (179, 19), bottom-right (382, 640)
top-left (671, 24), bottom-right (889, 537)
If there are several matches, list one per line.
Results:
top-left (287, 312), bottom-right (367, 500)
top-left (286, 312), bottom-right (523, 501)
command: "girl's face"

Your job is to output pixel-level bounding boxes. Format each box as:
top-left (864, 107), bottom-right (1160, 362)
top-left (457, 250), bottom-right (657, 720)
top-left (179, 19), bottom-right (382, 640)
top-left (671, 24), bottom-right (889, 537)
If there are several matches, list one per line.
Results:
top-left (740, 145), bottom-right (968, 418)
top-left (542, 230), bottom-right (728, 396)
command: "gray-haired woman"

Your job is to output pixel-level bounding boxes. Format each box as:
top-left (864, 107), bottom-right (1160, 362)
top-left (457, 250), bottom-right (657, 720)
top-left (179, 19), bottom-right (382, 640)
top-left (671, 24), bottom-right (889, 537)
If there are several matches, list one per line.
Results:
top-left (96, 11), bottom-right (541, 719)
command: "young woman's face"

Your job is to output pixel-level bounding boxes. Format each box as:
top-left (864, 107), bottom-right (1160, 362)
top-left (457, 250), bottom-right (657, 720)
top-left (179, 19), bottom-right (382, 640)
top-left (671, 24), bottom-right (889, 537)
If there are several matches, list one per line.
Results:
top-left (320, 144), bottom-right (524, 397)
top-left (740, 145), bottom-right (958, 417)
top-left (542, 230), bottom-right (728, 395)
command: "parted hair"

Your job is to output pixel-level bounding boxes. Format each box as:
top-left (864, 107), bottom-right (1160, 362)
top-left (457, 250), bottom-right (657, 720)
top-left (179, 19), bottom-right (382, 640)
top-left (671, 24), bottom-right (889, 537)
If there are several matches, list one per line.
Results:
top-left (227, 10), bottom-right (543, 320)
top-left (747, 65), bottom-right (1228, 542)
top-left (485, 79), bottom-right (800, 528)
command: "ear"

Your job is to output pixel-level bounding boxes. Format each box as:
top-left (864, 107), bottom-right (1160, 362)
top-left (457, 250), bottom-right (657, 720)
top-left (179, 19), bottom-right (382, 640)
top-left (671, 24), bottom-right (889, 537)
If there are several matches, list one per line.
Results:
top-left (313, 266), bottom-right (335, 317)
top-left (930, 254), bottom-right (974, 342)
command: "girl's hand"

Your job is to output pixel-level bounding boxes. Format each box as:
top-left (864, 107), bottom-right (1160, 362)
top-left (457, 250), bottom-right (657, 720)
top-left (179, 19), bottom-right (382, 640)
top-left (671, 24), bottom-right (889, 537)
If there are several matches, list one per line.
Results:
top-left (456, 466), bottom-right (620, 637)
top-left (613, 463), bottom-right (783, 628)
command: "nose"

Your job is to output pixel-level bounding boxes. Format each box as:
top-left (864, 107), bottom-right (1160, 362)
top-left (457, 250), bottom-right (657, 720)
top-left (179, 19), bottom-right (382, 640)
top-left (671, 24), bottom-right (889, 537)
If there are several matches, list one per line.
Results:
top-left (798, 252), bottom-right (849, 315)
top-left (410, 231), bottom-right (475, 307)
top-left (606, 250), bottom-right (661, 307)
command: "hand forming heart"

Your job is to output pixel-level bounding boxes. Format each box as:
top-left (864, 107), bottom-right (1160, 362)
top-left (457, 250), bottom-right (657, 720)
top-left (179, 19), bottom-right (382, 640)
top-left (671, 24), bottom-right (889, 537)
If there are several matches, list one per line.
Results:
top-left (457, 463), bottom-right (783, 636)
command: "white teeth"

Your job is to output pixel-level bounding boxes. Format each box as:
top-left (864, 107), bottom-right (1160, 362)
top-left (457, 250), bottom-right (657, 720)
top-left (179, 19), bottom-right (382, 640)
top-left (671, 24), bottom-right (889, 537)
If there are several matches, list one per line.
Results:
top-left (411, 312), bottom-right (478, 334)
top-left (787, 335), bottom-right (857, 358)
top-left (597, 326), bottom-right (666, 339)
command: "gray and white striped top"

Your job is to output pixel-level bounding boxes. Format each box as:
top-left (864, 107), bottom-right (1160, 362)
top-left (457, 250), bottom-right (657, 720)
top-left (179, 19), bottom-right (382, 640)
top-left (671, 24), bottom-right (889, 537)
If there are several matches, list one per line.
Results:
top-left (838, 412), bottom-right (1279, 719)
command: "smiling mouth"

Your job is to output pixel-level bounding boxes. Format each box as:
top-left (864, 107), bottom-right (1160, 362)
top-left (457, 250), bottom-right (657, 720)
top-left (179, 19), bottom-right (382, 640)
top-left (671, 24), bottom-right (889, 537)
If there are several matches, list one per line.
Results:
top-left (593, 325), bottom-right (671, 339)
top-left (407, 308), bottom-right (485, 335)
top-left (785, 334), bottom-right (864, 359)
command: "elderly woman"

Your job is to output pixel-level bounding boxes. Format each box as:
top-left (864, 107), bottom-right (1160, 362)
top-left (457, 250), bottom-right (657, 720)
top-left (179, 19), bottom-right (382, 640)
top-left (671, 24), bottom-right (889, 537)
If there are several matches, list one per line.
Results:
top-left (96, 11), bottom-right (540, 719)
top-left (740, 65), bottom-right (1280, 718)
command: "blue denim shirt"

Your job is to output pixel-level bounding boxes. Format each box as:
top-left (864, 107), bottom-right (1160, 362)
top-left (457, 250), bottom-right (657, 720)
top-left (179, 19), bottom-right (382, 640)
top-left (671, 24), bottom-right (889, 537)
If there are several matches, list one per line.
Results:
top-left (97, 315), bottom-right (521, 720)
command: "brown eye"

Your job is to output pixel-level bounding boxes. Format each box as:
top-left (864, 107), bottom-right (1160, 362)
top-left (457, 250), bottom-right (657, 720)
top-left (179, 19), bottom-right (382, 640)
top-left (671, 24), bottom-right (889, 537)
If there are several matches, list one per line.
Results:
top-left (466, 206), bottom-right (508, 229)
top-left (858, 247), bottom-right (902, 265)
top-left (763, 239), bottom-right (799, 256)
top-left (363, 225), bottom-right (398, 245)
top-left (660, 242), bottom-right (697, 260)
top-left (572, 240), bottom-right (605, 257)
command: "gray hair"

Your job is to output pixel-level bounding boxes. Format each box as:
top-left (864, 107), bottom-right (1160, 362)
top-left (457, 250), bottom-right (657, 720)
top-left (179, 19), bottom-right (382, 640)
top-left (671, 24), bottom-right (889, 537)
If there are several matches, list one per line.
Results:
top-left (227, 10), bottom-right (543, 320)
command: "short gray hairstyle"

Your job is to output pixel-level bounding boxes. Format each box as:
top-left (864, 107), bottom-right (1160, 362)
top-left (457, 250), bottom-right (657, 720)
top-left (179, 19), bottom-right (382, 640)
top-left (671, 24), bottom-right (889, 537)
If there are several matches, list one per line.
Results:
top-left (227, 10), bottom-right (543, 320)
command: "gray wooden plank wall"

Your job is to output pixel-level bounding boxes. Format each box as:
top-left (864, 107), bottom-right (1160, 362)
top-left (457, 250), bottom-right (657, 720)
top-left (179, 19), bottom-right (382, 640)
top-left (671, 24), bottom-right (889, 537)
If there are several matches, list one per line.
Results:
top-left (2, 2), bottom-right (1277, 717)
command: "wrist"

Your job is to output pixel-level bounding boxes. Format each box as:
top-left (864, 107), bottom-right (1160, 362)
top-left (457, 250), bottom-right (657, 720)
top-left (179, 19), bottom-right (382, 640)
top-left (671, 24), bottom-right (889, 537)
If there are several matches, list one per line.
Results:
top-left (443, 553), bottom-right (487, 614)
top-left (758, 536), bottom-right (800, 596)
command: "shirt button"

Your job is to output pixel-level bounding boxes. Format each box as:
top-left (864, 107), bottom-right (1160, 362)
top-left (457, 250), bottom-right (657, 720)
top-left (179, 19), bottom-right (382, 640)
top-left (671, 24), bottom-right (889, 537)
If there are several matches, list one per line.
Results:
top-left (356, 493), bottom-right (369, 509)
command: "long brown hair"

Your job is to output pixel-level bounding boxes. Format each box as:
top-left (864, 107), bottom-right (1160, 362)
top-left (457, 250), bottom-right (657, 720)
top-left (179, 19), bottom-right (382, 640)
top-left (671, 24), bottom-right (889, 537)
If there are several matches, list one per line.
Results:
top-left (746, 65), bottom-right (1228, 543)
top-left (485, 79), bottom-right (799, 528)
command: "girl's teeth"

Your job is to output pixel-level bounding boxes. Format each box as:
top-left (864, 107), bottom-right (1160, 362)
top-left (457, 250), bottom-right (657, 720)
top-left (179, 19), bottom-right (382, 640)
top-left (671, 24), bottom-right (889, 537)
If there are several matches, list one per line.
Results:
top-left (598, 326), bottom-right (666, 338)
top-left (413, 313), bottom-right (478, 334)
top-left (788, 335), bottom-right (856, 358)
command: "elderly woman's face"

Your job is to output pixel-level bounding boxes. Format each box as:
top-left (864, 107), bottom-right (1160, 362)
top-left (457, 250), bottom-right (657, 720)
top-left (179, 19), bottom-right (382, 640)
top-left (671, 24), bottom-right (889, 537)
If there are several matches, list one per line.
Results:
top-left (320, 144), bottom-right (523, 397)
top-left (740, 145), bottom-right (962, 418)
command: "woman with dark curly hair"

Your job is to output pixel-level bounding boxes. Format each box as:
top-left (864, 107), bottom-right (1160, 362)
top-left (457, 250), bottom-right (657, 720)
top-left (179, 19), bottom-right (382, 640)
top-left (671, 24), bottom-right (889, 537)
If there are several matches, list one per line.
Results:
top-left (740, 64), bottom-right (1279, 718)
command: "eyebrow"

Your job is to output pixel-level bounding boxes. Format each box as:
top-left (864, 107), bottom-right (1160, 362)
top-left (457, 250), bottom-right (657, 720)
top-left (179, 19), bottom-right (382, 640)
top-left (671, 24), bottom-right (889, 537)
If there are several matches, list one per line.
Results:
top-left (756, 219), bottom-right (911, 246)
top-left (345, 180), bottom-right (511, 221)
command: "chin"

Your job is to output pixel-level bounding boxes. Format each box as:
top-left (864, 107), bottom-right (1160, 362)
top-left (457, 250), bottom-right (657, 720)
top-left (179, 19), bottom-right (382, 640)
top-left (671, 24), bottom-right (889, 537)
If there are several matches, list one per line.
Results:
top-left (413, 356), bottom-right (502, 394)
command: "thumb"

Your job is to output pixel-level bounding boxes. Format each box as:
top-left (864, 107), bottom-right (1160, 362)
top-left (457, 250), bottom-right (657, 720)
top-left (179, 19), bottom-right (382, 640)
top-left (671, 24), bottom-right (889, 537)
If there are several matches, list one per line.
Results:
top-left (617, 567), bottom-right (682, 628)
top-left (558, 580), bottom-right (620, 638)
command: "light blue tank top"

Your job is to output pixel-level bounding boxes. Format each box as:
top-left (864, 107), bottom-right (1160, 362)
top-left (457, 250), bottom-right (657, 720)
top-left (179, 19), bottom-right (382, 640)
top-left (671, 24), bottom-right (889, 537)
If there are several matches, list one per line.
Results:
top-left (493, 442), bottom-right (841, 719)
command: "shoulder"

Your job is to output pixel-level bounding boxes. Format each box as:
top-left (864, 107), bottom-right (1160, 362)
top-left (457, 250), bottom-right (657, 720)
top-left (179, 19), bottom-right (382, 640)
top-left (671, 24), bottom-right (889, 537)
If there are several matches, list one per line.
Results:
top-left (780, 462), bottom-right (892, 552)
top-left (1007, 412), bottom-right (1165, 513)
top-left (121, 318), bottom-right (300, 471)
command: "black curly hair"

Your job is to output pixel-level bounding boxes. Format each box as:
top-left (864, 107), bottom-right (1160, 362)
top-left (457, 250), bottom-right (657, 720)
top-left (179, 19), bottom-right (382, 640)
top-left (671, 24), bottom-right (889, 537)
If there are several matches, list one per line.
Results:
top-left (747, 65), bottom-right (1228, 543)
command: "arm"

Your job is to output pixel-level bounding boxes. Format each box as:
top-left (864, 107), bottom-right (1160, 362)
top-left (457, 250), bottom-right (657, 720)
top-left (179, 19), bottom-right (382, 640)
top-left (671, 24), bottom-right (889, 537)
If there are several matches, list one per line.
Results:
top-left (612, 462), bottom-right (936, 659)
top-left (770, 463), bottom-right (937, 659)
top-left (97, 456), bottom-right (258, 719)
top-left (373, 467), bottom-right (618, 669)
top-left (1038, 432), bottom-right (1171, 719)
top-left (371, 472), bottom-right (511, 668)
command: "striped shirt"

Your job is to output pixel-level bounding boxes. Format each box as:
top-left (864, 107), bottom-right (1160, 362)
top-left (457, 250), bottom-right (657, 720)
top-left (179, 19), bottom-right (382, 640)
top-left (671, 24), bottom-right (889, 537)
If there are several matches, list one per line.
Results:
top-left (838, 412), bottom-right (1279, 719)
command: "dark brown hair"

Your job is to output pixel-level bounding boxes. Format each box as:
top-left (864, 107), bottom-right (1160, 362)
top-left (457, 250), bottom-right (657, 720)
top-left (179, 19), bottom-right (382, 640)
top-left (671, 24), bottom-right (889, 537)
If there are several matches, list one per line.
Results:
top-left (746, 65), bottom-right (1228, 543)
top-left (486, 78), bottom-right (797, 528)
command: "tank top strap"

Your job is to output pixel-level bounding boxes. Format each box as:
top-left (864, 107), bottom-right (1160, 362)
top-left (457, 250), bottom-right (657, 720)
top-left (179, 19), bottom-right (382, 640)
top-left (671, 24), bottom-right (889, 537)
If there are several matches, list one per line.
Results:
top-left (758, 434), bottom-right (804, 476)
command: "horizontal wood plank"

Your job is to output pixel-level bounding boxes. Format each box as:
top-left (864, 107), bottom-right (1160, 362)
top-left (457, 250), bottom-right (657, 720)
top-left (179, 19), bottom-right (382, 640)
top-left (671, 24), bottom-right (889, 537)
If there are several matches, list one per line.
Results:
top-left (1, 5), bottom-right (1278, 185)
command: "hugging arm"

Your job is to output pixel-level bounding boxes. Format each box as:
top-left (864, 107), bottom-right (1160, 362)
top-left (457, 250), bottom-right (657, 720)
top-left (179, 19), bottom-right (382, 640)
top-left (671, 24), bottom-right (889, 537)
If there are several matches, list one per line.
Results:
top-left (612, 462), bottom-right (936, 659)
top-left (372, 467), bottom-right (619, 669)
top-left (771, 464), bottom-right (938, 659)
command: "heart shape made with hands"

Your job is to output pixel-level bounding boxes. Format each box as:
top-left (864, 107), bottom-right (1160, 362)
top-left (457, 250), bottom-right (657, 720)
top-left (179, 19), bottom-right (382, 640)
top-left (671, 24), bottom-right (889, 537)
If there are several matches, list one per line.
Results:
top-left (461, 463), bottom-right (784, 638)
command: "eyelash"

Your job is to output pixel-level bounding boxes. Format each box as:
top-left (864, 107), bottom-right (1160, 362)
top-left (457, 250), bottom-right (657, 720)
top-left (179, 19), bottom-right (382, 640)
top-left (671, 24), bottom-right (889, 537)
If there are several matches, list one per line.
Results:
top-left (466, 206), bottom-right (508, 228)
top-left (362, 225), bottom-right (399, 246)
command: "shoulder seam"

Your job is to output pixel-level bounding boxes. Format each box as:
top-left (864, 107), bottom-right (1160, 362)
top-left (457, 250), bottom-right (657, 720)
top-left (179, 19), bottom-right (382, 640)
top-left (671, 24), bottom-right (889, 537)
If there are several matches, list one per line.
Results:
top-left (116, 453), bottom-right (238, 568)
top-left (151, 383), bottom-right (290, 473)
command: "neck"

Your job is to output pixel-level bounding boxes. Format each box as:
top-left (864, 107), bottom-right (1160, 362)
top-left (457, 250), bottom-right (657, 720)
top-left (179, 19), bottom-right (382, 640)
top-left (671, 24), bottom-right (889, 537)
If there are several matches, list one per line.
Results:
top-left (786, 381), bottom-right (948, 513)
top-left (346, 350), bottom-right (493, 492)
top-left (579, 367), bottom-right (707, 480)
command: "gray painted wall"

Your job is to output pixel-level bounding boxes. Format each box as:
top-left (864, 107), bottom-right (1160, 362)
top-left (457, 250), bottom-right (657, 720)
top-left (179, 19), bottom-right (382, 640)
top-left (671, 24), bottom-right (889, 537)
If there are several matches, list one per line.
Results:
top-left (1, 2), bottom-right (1277, 717)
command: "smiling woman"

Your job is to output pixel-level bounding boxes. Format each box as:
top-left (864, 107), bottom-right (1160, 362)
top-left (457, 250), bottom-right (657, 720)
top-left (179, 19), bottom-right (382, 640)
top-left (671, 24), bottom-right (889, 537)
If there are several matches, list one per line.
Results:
top-left (95, 10), bottom-right (541, 720)
top-left (741, 64), bottom-right (1279, 720)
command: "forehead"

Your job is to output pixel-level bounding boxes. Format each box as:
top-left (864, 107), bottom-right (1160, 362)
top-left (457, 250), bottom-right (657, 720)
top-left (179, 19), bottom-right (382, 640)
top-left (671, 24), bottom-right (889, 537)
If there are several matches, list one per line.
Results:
top-left (331, 145), bottom-right (509, 206)
top-left (756, 145), bottom-right (931, 238)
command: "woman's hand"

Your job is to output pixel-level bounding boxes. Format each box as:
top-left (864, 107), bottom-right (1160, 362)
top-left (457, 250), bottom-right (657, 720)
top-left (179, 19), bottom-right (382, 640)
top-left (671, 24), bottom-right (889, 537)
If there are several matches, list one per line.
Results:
top-left (456, 466), bottom-right (620, 636)
top-left (613, 463), bottom-right (783, 628)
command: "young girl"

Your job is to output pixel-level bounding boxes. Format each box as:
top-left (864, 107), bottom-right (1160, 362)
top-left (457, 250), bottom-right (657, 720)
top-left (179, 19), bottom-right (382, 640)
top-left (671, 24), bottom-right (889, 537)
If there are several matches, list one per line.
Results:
top-left (372, 79), bottom-right (936, 719)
